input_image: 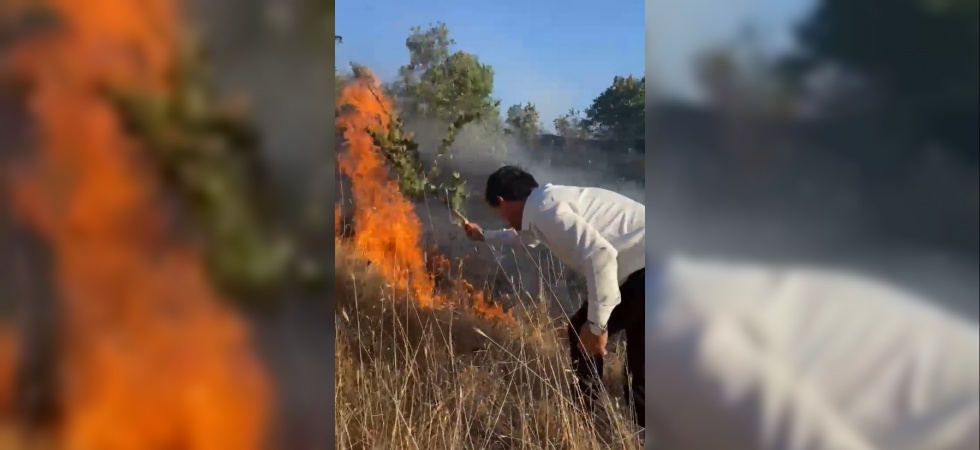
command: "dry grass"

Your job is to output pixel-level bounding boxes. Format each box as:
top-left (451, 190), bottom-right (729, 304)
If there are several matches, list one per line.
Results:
top-left (334, 242), bottom-right (645, 450)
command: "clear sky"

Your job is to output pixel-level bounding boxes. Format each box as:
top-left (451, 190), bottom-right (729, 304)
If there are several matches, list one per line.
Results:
top-left (647, 0), bottom-right (816, 101)
top-left (336, 0), bottom-right (814, 131)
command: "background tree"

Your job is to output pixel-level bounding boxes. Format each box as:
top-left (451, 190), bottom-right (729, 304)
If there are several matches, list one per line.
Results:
top-left (394, 22), bottom-right (500, 122)
top-left (694, 42), bottom-right (799, 181)
top-left (695, 27), bottom-right (799, 120)
top-left (553, 108), bottom-right (589, 140)
top-left (582, 75), bottom-right (645, 141)
top-left (792, 0), bottom-right (979, 162)
top-left (399, 22), bottom-right (453, 86)
top-left (505, 102), bottom-right (541, 141)
top-left (695, 46), bottom-right (741, 114)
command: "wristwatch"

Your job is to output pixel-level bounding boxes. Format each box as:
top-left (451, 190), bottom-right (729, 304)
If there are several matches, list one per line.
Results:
top-left (587, 321), bottom-right (607, 335)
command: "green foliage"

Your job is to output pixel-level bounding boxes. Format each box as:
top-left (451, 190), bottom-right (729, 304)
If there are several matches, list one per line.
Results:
top-left (416, 51), bottom-right (497, 120)
top-left (394, 23), bottom-right (501, 122)
top-left (351, 77), bottom-right (477, 215)
top-left (368, 112), bottom-right (428, 199)
top-left (695, 40), bottom-right (799, 119)
top-left (368, 113), bottom-right (477, 214)
top-left (436, 112), bottom-right (480, 213)
top-left (350, 22), bottom-right (509, 214)
top-left (401, 22), bottom-right (454, 78)
top-left (553, 108), bottom-right (590, 140)
top-left (582, 75), bottom-right (645, 141)
top-left (795, 0), bottom-right (979, 161)
top-left (505, 102), bottom-right (541, 142)
top-left (107, 40), bottom-right (313, 306)
top-left (695, 46), bottom-right (739, 104)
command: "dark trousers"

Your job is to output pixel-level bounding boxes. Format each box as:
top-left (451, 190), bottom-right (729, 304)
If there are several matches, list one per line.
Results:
top-left (567, 268), bottom-right (645, 429)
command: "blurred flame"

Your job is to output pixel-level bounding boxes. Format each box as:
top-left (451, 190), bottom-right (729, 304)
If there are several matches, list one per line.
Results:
top-left (0, 326), bottom-right (16, 422)
top-left (3, 1), bottom-right (271, 448)
top-left (336, 68), bottom-right (512, 322)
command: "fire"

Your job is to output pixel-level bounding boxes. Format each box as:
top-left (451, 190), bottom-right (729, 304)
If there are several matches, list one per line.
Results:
top-left (0, 326), bottom-right (16, 421)
top-left (3, 1), bottom-right (271, 449)
top-left (335, 70), bottom-right (435, 305)
top-left (336, 69), bottom-right (512, 322)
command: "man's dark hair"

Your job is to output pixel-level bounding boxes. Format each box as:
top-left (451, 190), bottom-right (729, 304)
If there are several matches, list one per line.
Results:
top-left (485, 165), bottom-right (539, 206)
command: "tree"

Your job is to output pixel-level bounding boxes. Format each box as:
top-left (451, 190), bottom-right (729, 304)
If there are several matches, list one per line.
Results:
top-left (553, 108), bottom-right (589, 140)
top-left (400, 22), bottom-right (454, 83)
top-left (695, 46), bottom-right (741, 112)
top-left (394, 23), bottom-right (499, 121)
top-left (695, 41), bottom-right (799, 119)
top-left (794, 0), bottom-right (979, 162)
top-left (694, 43), bottom-right (798, 181)
top-left (505, 102), bottom-right (541, 141)
top-left (582, 75), bottom-right (645, 141)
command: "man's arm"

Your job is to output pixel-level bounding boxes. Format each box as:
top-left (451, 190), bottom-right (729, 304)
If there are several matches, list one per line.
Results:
top-left (535, 203), bottom-right (621, 326)
top-left (483, 228), bottom-right (540, 247)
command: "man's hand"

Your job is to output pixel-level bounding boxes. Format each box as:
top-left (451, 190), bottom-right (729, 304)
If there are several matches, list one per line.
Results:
top-left (462, 222), bottom-right (485, 241)
top-left (577, 323), bottom-right (609, 357)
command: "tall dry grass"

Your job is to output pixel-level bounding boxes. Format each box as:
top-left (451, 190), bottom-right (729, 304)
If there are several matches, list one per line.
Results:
top-left (334, 242), bottom-right (646, 450)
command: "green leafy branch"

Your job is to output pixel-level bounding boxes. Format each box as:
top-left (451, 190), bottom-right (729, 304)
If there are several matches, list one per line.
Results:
top-left (106, 39), bottom-right (322, 306)
top-left (351, 75), bottom-right (477, 216)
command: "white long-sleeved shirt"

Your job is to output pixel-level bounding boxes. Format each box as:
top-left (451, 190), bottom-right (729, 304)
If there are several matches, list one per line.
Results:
top-left (483, 183), bottom-right (645, 325)
top-left (647, 254), bottom-right (980, 450)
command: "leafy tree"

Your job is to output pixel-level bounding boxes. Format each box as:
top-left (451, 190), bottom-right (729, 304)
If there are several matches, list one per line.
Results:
top-left (695, 46), bottom-right (741, 111)
top-left (394, 22), bottom-right (500, 121)
top-left (582, 75), bottom-right (645, 141)
top-left (794, 0), bottom-right (979, 161)
top-left (695, 40), bottom-right (799, 119)
top-left (553, 108), bottom-right (590, 140)
top-left (109, 43), bottom-right (312, 306)
top-left (505, 102), bottom-right (541, 141)
top-left (400, 22), bottom-right (454, 82)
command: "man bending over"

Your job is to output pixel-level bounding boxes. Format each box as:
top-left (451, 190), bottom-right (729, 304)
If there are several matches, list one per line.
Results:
top-left (462, 165), bottom-right (647, 428)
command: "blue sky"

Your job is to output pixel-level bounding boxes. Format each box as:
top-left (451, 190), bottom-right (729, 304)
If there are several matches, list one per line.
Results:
top-left (336, 0), bottom-right (814, 131)
top-left (647, 0), bottom-right (816, 101)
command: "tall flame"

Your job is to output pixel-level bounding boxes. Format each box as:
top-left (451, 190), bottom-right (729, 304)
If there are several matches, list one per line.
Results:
top-left (336, 69), bottom-right (512, 322)
top-left (0, 326), bottom-right (16, 422)
top-left (4, 1), bottom-right (271, 448)
top-left (336, 70), bottom-right (437, 306)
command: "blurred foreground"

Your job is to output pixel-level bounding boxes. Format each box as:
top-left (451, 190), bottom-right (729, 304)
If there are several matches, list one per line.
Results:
top-left (1, 1), bottom-right (332, 448)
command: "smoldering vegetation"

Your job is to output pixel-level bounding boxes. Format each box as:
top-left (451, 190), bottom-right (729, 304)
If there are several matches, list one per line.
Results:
top-left (397, 117), bottom-right (645, 317)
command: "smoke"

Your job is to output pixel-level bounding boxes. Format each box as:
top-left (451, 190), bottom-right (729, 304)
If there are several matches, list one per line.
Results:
top-left (405, 117), bottom-right (646, 205)
top-left (187, 0), bottom-right (332, 217)
top-left (395, 116), bottom-right (644, 315)
top-left (646, 83), bottom-right (979, 322)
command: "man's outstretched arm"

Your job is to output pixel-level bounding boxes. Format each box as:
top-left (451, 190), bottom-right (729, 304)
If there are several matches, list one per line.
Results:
top-left (464, 223), bottom-right (540, 247)
top-left (483, 228), bottom-right (540, 247)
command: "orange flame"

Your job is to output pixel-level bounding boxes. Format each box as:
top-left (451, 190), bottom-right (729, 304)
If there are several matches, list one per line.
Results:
top-left (4, 1), bottom-right (271, 449)
top-left (336, 70), bottom-right (436, 306)
top-left (335, 68), bottom-right (512, 322)
top-left (0, 326), bottom-right (16, 422)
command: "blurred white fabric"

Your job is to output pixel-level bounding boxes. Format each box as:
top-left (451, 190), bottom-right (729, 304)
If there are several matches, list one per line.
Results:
top-left (646, 255), bottom-right (980, 450)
